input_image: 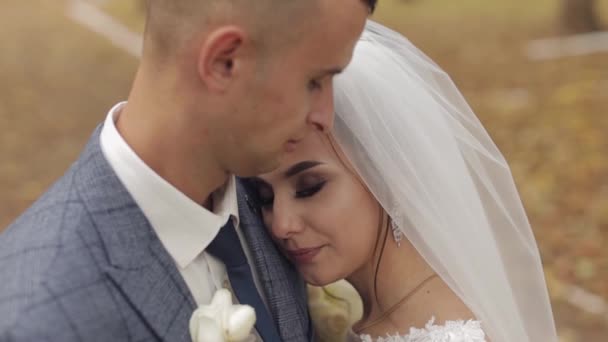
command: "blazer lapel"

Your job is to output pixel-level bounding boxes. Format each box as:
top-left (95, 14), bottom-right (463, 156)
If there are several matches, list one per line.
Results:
top-left (104, 243), bottom-right (196, 342)
top-left (236, 179), bottom-right (312, 342)
top-left (76, 126), bottom-right (196, 341)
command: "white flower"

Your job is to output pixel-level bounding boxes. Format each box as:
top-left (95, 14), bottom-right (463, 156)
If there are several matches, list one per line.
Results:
top-left (190, 289), bottom-right (257, 342)
top-left (307, 280), bottom-right (363, 342)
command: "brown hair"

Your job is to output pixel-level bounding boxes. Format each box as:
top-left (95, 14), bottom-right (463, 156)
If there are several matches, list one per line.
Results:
top-left (324, 132), bottom-right (391, 309)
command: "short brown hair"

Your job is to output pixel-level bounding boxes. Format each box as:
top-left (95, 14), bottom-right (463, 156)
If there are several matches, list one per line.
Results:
top-left (143, 1), bottom-right (310, 59)
top-left (142, 0), bottom-right (376, 60)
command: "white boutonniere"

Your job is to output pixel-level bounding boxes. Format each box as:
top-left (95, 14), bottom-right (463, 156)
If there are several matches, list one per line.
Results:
top-left (308, 280), bottom-right (363, 342)
top-left (190, 289), bottom-right (257, 342)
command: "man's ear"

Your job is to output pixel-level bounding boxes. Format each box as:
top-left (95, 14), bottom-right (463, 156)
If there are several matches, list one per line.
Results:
top-left (197, 26), bottom-right (247, 92)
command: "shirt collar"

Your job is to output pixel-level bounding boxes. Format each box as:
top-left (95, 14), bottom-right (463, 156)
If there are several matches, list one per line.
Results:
top-left (100, 102), bottom-right (240, 268)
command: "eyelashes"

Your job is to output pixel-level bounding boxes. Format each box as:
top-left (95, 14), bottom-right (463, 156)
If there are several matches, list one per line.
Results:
top-left (257, 180), bottom-right (327, 210)
top-left (308, 79), bottom-right (322, 91)
top-left (295, 181), bottom-right (326, 198)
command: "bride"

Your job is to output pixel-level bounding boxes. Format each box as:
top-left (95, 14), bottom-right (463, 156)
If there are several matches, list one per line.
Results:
top-left (248, 21), bottom-right (557, 341)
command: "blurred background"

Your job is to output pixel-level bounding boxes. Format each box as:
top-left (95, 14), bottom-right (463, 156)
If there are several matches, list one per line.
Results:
top-left (1, 0), bottom-right (606, 340)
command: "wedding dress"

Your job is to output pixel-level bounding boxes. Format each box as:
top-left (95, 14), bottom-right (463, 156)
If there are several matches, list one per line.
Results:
top-left (348, 318), bottom-right (486, 342)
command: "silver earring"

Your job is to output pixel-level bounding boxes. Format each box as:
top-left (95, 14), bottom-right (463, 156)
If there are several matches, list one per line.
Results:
top-left (390, 218), bottom-right (403, 247)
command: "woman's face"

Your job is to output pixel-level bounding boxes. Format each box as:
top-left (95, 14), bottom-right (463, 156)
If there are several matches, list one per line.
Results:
top-left (252, 133), bottom-right (381, 286)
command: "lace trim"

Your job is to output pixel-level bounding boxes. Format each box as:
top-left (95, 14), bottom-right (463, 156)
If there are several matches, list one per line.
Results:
top-left (359, 317), bottom-right (486, 342)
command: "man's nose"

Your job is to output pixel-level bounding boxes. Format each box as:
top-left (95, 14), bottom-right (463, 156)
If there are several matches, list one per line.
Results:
top-left (307, 85), bottom-right (335, 133)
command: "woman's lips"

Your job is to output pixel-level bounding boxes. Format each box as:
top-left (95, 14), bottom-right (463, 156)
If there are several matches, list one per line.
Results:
top-left (286, 247), bottom-right (323, 264)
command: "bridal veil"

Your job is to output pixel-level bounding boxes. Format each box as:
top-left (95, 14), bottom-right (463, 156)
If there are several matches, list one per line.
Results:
top-left (332, 20), bottom-right (558, 342)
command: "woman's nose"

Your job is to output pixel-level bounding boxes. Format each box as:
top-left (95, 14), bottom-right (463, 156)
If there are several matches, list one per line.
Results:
top-left (269, 201), bottom-right (304, 240)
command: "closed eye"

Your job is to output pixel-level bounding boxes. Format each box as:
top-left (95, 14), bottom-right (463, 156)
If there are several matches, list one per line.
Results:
top-left (308, 79), bottom-right (322, 91)
top-left (295, 181), bottom-right (326, 198)
top-left (259, 181), bottom-right (325, 210)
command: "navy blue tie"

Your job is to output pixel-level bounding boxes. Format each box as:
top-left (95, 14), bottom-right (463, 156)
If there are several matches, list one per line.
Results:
top-left (207, 220), bottom-right (281, 341)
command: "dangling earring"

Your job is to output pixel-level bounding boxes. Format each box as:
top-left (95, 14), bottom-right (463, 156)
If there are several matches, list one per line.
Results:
top-left (390, 217), bottom-right (403, 247)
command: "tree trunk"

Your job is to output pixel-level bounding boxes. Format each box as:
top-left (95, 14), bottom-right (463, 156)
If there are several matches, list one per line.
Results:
top-left (560, 0), bottom-right (600, 34)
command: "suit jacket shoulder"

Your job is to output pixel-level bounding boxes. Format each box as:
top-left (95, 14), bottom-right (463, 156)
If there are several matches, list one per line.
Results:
top-left (0, 126), bottom-right (195, 341)
top-left (0, 125), bottom-right (313, 342)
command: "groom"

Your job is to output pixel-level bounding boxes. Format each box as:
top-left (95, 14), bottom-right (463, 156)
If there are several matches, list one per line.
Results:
top-left (0, 0), bottom-right (374, 341)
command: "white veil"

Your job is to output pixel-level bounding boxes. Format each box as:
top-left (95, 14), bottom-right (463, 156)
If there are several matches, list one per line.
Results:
top-left (332, 20), bottom-right (557, 342)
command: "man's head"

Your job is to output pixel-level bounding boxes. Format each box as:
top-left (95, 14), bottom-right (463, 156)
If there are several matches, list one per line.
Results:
top-left (143, 1), bottom-right (377, 60)
top-left (139, 0), bottom-right (374, 178)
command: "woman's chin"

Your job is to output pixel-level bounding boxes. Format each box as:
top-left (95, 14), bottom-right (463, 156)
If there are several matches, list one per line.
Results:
top-left (301, 269), bottom-right (342, 287)
top-left (295, 251), bottom-right (348, 286)
top-left (306, 278), bottom-right (333, 287)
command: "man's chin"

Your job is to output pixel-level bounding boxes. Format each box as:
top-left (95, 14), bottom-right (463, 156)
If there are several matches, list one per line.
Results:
top-left (233, 155), bottom-right (281, 177)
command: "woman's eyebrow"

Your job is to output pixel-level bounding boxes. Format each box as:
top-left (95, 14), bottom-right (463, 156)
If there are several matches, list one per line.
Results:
top-left (284, 161), bottom-right (324, 178)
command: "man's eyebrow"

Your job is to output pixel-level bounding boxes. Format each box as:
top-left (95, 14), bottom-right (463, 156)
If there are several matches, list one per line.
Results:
top-left (285, 161), bottom-right (324, 178)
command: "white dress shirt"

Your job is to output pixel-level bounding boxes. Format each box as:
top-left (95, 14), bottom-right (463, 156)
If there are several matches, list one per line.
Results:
top-left (99, 102), bottom-right (268, 311)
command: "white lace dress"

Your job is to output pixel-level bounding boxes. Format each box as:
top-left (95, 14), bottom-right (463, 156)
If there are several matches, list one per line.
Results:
top-left (347, 317), bottom-right (486, 342)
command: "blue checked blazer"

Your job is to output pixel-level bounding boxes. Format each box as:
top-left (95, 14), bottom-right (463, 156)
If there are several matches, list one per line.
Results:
top-left (0, 125), bottom-right (312, 341)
